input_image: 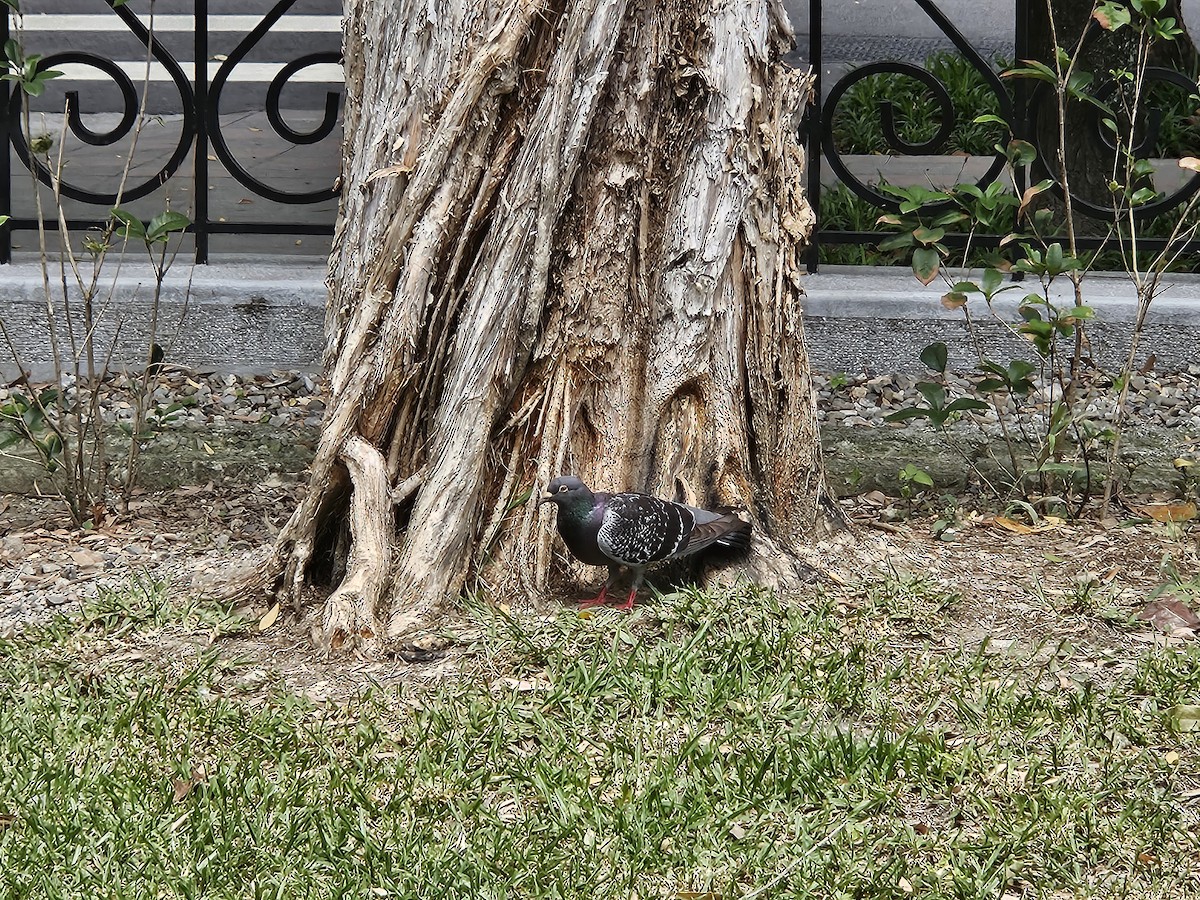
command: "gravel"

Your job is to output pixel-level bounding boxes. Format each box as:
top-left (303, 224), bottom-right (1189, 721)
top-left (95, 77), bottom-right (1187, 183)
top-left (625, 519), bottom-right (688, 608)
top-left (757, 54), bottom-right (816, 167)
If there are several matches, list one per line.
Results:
top-left (3, 364), bottom-right (1200, 441)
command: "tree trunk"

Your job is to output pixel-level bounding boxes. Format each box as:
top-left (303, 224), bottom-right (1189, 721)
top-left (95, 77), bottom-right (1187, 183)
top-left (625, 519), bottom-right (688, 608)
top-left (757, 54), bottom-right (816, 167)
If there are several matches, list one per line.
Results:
top-left (263, 0), bottom-right (832, 652)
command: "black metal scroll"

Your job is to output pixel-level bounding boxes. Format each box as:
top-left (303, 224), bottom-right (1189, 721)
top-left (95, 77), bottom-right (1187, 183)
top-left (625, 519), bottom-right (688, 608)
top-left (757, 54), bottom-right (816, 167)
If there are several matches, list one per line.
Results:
top-left (818, 0), bottom-right (1014, 214)
top-left (1, 0), bottom-right (343, 263)
top-left (806, 0), bottom-right (1200, 271)
top-left (207, 0), bottom-right (340, 205)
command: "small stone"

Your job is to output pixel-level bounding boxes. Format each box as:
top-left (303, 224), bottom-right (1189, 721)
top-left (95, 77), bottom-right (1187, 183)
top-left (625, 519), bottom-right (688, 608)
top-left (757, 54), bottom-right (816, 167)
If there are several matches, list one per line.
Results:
top-left (45, 592), bottom-right (73, 606)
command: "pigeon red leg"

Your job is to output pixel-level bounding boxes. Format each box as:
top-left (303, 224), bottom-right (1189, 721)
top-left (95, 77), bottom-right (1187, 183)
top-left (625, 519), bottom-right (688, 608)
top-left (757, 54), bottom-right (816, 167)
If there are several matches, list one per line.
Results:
top-left (579, 566), bottom-right (619, 608)
top-left (612, 570), bottom-right (645, 611)
top-left (578, 585), bottom-right (609, 608)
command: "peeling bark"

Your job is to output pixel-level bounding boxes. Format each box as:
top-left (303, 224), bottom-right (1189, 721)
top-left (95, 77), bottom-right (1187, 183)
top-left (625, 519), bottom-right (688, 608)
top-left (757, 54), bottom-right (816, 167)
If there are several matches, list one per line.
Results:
top-left (266, 0), bottom-right (834, 648)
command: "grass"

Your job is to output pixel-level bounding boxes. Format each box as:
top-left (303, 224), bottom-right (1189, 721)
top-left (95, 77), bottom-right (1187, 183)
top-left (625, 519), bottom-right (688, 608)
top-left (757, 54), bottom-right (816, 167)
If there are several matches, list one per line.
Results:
top-left (1, 579), bottom-right (1198, 898)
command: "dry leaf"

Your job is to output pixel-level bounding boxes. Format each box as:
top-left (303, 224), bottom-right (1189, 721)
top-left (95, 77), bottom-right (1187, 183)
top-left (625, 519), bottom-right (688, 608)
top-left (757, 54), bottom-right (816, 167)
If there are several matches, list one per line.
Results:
top-left (992, 515), bottom-right (1033, 535)
top-left (1017, 181), bottom-right (1049, 216)
top-left (1138, 597), bottom-right (1200, 635)
top-left (258, 603), bottom-right (280, 632)
top-left (728, 822), bottom-right (747, 840)
top-left (1133, 501), bottom-right (1197, 523)
top-left (172, 779), bottom-right (195, 803)
top-left (1179, 157), bottom-right (1200, 172)
top-left (898, 877), bottom-right (915, 894)
top-left (990, 515), bottom-right (1061, 535)
top-left (1171, 705), bottom-right (1200, 731)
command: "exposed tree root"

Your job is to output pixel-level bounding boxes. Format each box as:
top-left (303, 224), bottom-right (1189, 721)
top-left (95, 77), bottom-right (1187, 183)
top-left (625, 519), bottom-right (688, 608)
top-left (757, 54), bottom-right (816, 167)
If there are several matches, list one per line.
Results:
top-left (320, 436), bottom-right (390, 654)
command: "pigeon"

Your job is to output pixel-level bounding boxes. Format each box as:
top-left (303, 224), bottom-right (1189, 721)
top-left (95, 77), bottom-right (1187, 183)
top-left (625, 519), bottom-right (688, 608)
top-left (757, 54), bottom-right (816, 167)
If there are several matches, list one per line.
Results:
top-left (540, 475), bottom-right (751, 610)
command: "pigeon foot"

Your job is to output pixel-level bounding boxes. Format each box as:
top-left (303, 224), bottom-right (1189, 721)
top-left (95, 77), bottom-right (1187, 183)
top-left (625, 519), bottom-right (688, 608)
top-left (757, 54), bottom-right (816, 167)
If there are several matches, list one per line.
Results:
top-left (612, 590), bottom-right (638, 612)
top-left (579, 587), bottom-right (609, 608)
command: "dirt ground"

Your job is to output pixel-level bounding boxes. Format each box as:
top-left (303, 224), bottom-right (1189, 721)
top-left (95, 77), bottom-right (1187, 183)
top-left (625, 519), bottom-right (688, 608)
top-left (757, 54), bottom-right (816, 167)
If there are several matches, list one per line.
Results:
top-left (3, 473), bottom-right (1198, 704)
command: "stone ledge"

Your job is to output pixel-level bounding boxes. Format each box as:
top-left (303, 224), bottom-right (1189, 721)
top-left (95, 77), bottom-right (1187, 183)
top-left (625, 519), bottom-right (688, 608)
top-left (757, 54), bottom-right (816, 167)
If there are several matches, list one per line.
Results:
top-left (4, 262), bottom-right (1200, 379)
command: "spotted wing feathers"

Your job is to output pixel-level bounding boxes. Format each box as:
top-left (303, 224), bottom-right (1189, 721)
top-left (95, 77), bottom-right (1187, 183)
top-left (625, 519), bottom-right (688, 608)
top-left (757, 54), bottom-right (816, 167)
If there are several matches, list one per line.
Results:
top-left (596, 493), bottom-right (694, 566)
top-left (596, 493), bottom-right (751, 567)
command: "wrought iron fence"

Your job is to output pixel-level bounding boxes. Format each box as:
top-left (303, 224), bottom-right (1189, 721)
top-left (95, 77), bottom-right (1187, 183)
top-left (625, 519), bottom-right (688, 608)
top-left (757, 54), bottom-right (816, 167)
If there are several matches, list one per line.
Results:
top-left (1, 0), bottom-right (341, 263)
top-left (803, 0), bottom-right (1200, 271)
top-left (3, 0), bottom-right (1199, 269)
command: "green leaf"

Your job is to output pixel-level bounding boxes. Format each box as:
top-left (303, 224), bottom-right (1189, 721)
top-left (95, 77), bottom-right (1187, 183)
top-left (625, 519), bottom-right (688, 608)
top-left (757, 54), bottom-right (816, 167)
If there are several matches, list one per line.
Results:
top-left (912, 225), bottom-right (946, 246)
top-left (920, 342), bottom-right (949, 374)
top-left (901, 465), bottom-right (934, 487)
top-left (877, 232), bottom-right (916, 252)
top-left (111, 208), bottom-right (146, 240)
top-left (1045, 242), bottom-right (1065, 275)
top-left (1006, 140), bottom-right (1037, 167)
top-left (972, 113), bottom-right (1009, 126)
top-left (932, 211), bottom-right (970, 228)
top-left (1008, 359), bottom-right (1036, 381)
top-left (1065, 69), bottom-right (1094, 99)
top-left (916, 382), bottom-right (946, 410)
top-left (145, 210), bottom-right (191, 242)
top-left (21, 69), bottom-right (61, 97)
top-left (911, 247), bottom-right (939, 286)
top-left (981, 268), bottom-right (1004, 297)
top-left (1132, 158), bottom-right (1155, 177)
top-left (976, 378), bottom-right (1006, 392)
top-left (1001, 62), bottom-right (1059, 83)
top-left (1038, 461), bottom-right (1086, 478)
top-left (943, 397), bottom-right (990, 413)
top-left (1094, 1), bottom-right (1132, 30)
top-left (1131, 186), bottom-right (1159, 206)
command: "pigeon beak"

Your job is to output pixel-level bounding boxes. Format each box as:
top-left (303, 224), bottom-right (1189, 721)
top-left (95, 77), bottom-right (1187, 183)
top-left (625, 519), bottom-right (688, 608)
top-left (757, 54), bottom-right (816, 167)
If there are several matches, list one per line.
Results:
top-left (539, 491), bottom-right (556, 505)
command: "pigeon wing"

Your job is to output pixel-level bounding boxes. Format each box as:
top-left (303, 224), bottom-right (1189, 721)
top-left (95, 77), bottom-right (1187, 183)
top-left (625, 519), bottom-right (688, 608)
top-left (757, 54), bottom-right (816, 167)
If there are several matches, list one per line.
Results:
top-left (596, 493), bottom-right (694, 566)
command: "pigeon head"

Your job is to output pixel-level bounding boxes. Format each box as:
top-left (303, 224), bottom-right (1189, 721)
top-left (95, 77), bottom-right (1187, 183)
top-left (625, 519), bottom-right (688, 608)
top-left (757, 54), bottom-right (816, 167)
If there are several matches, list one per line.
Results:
top-left (540, 475), bottom-right (595, 513)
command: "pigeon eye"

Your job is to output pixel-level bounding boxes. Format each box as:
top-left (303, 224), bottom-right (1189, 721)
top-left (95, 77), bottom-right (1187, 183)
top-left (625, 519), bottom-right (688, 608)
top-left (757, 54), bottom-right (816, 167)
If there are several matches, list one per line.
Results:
top-left (558, 484), bottom-right (569, 493)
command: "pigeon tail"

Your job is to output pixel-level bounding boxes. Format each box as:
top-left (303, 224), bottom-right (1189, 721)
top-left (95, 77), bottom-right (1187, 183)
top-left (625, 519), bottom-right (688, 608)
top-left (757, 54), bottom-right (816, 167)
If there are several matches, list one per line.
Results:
top-left (682, 512), bottom-right (752, 556)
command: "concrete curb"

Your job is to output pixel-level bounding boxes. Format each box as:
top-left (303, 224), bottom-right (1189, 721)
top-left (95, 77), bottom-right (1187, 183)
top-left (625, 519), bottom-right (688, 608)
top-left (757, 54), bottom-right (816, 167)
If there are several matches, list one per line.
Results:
top-left (3, 262), bottom-right (1199, 379)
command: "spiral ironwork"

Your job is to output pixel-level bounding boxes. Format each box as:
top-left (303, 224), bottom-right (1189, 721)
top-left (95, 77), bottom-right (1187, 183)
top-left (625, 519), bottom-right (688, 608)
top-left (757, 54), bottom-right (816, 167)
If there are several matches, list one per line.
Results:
top-left (207, 0), bottom-right (341, 204)
top-left (1023, 66), bottom-right (1200, 221)
top-left (8, 2), bottom-right (195, 204)
top-left (819, 0), bottom-right (1014, 213)
top-left (1, 0), bottom-right (342, 262)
